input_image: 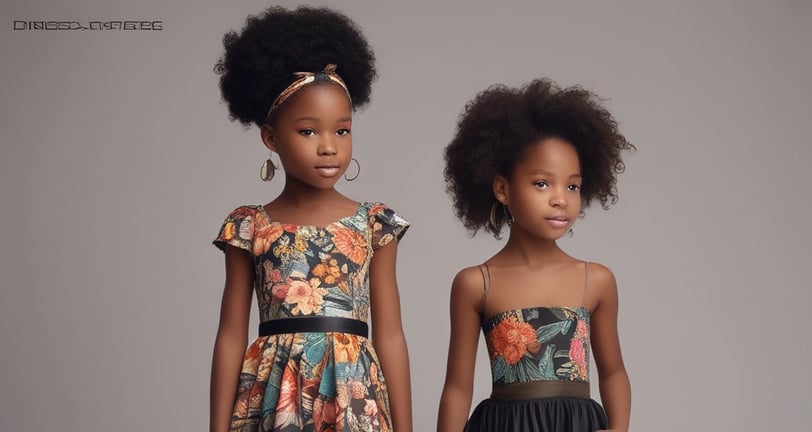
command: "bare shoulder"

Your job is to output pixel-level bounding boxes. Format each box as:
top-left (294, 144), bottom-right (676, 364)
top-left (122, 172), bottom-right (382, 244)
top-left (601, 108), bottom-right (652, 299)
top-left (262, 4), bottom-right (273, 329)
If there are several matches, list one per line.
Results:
top-left (450, 265), bottom-right (487, 307)
top-left (586, 261), bottom-right (618, 301)
top-left (586, 262), bottom-right (616, 287)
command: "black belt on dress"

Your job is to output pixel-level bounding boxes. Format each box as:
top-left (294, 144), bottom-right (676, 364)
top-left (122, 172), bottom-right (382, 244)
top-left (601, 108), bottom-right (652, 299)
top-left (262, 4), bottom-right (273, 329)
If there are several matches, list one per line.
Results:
top-left (490, 380), bottom-right (590, 400)
top-left (259, 316), bottom-right (369, 338)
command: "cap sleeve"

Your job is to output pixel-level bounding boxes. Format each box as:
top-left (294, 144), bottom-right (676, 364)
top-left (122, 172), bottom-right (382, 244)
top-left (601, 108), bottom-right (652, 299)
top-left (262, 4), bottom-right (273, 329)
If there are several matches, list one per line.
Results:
top-left (212, 206), bottom-right (259, 253)
top-left (368, 203), bottom-right (410, 250)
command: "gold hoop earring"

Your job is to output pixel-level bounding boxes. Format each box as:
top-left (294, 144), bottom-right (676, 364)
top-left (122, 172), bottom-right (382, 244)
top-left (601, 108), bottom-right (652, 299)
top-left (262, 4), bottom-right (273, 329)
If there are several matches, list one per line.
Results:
top-left (260, 152), bottom-right (276, 181)
top-left (502, 204), bottom-right (514, 226)
top-left (344, 158), bottom-right (360, 181)
top-left (489, 202), bottom-right (500, 231)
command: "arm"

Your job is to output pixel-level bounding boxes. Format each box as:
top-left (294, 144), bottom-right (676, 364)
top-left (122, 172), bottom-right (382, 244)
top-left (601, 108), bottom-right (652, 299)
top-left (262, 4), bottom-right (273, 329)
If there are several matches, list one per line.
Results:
top-left (437, 267), bottom-right (484, 432)
top-left (210, 246), bottom-right (254, 432)
top-left (589, 264), bottom-right (631, 432)
top-left (369, 240), bottom-right (413, 432)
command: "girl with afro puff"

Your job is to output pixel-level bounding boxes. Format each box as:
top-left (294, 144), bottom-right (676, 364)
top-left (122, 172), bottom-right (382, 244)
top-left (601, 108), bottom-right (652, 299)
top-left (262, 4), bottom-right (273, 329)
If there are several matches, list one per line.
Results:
top-left (210, 6), bottom-right (412, 432)
top-left (437, 79), bottom-right (633, 432)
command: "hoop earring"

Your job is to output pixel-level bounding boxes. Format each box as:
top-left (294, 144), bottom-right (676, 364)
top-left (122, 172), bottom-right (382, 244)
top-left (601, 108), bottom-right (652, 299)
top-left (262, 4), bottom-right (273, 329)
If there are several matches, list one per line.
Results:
top-left (344, 158), bottom-right (360, 181)
top-left (502, 204), bottom-right (514, 226)
top-left (260, 152), bottom-right (276, 181)
top-left (489, 202), bottom-right (500, 231)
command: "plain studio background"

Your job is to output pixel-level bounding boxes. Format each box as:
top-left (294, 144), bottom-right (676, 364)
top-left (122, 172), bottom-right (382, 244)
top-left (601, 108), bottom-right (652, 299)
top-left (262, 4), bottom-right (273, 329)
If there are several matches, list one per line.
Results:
top-left (1, 0), bottom-right (810, 430)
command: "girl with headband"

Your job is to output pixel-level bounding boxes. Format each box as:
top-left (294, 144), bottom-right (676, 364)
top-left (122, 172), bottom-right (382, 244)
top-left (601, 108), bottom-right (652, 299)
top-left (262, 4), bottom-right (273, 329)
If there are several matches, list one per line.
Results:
top-left (210, 6), bottom-right (412, 432)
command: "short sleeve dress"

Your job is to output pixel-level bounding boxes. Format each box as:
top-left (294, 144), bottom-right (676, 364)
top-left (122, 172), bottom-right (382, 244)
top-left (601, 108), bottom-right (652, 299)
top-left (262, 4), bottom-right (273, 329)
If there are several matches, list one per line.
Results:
top-left (213, 202), bottom-right (409, 432)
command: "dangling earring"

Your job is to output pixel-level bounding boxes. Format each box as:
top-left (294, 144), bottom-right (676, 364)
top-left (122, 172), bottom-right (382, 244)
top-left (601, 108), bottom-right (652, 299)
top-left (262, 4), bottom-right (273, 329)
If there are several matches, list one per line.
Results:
top-left (567, 227), bottom-right (574, 238)
top-left (502, 204), bottom-right (514, 226)
top-left (344, 158), bottom-right (360, 181)
top-left (260, 152), bottom-right (276, 181)
top-left (489, 202), bottom-right (500, 231)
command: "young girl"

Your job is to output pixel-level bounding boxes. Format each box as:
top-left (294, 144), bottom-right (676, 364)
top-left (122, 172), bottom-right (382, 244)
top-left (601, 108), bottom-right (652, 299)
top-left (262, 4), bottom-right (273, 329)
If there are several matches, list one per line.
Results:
top-left (210, 7), bottom-right (412, 432)
top-left (437, 79), bottom-right (633, 432)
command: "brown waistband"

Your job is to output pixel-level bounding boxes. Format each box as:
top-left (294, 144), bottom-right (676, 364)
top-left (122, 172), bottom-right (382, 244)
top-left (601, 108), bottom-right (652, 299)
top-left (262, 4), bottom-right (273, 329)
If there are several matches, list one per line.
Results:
top-left (490, 381), bottom-right (590, 400)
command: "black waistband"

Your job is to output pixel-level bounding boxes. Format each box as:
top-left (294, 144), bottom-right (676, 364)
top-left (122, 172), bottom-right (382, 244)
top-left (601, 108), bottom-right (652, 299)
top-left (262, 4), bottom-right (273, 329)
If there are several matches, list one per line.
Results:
top-left (490, 381), bottom-right (590, 400)
top-left (259, 316), bottom-right (369, 338)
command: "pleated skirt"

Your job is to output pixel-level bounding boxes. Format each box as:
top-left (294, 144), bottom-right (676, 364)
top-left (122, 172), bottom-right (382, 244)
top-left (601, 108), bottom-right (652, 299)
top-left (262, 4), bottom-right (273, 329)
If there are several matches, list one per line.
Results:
top-left (464, 397), bottom-right (608, 432)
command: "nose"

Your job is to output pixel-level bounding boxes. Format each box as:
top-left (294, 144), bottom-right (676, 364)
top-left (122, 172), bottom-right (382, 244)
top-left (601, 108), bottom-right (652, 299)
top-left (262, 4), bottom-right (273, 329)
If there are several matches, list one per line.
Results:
top-left (549, 188), bottom-right (568, 208)
top-left (317, 137), bottom-right (337, 156)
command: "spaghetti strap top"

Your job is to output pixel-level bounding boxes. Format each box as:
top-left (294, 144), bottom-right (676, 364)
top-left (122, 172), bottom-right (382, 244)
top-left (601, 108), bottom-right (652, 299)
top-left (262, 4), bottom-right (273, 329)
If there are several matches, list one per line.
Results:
top-left (478, 261), bottom-right (594, 385)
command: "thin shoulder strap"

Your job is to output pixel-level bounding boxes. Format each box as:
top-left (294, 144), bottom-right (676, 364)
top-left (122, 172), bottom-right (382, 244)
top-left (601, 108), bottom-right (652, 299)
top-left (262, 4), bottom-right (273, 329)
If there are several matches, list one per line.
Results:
top-left (580, 261), bottom-right (589, 307)
top-left (478, 263), bottom-right (491, 315)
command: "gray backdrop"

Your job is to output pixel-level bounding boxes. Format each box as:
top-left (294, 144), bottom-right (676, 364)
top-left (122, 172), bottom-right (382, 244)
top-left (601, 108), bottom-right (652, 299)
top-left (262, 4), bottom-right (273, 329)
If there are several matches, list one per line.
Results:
top-left (1, 0), bottom-right (810, 431)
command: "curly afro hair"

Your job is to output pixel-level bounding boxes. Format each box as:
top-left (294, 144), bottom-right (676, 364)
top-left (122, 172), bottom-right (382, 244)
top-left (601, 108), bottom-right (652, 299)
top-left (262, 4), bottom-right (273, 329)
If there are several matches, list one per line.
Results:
top-left (214, 6), bottom-right (377, 128)
top-left (444, 78), bottom-right (635, 238)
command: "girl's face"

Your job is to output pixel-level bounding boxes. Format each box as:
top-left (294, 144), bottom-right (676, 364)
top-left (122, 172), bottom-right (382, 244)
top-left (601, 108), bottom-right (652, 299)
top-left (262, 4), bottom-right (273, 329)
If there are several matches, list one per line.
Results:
top-left (263, 83), bottom-right (353, 190)
top-left (495, 137), bottom-right (583, 241)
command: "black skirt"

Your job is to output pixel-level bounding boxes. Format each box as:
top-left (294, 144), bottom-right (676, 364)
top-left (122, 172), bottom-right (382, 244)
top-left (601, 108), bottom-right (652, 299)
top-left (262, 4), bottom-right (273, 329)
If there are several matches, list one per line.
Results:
top-left (464, 397), bottom-right (608, 432)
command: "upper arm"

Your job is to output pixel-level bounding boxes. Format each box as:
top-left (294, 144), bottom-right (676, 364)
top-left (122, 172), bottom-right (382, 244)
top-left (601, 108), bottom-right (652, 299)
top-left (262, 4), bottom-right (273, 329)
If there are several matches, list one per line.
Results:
top-left (369, 240), bottom-right (405, 337)
top-left (442, 267), bottom-right (485, 389)
top-left (217, 246), bottom-right (254, 337)
top-left (588, 263), bottom-right (626, 377)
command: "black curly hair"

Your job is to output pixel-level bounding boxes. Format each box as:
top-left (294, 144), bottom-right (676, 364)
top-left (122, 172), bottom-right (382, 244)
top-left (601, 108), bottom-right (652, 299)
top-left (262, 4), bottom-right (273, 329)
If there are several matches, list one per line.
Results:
top-left (214, 6), bottom-right (377, 128)
top-left (444, 78), bottom-right (635, 238)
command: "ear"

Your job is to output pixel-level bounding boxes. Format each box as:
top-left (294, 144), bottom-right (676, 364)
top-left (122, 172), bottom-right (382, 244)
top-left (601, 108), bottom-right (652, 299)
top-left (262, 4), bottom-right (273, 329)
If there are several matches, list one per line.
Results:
top-left (493, 175), bottom-right (510, 205)
top-left (260, 124), bottom-right (279, 153)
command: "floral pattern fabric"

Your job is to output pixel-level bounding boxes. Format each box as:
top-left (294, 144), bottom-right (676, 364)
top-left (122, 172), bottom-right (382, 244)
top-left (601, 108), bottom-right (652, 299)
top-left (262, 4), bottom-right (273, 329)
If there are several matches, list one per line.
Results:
top-left (482, 307), bottom-right (591, 385)
top-left (213, 202), bottom-right (409, 432)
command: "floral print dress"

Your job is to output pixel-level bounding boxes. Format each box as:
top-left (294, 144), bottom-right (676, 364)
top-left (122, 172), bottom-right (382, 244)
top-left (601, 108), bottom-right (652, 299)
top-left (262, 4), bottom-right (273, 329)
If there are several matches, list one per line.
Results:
top-left (213, 202), bottom-right (409, 432)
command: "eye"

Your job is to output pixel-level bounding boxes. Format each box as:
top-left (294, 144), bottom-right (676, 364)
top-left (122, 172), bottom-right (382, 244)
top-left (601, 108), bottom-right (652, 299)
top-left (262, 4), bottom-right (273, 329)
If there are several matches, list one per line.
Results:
top-left (299, 129), bottom-right (316, 137)
top-left (336, 128), bottom-right (351, 136)
top-left (568, 184), bottom-right (581, 191)
top-left (533, 181), bottom-right (549, 189)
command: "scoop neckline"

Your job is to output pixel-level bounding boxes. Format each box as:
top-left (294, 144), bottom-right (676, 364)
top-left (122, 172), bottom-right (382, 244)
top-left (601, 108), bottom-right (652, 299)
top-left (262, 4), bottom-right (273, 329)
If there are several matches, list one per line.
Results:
top-left (255, 202), bottom-right (366, 229)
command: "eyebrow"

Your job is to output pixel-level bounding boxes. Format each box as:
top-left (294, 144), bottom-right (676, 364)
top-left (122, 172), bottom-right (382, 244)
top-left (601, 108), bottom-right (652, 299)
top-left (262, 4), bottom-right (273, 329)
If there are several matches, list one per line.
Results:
top-left (529, 169), bottom-right (581, 178)
top-left (293, 116), bottom-right (352, 123)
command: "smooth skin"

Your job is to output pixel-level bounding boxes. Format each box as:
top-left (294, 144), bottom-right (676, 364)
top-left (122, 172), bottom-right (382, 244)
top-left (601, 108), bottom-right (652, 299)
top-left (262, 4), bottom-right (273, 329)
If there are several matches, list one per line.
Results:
top-left (210, 83), bottom-right (413, 432)
top-left (437, 138), bottom-right (631, 432)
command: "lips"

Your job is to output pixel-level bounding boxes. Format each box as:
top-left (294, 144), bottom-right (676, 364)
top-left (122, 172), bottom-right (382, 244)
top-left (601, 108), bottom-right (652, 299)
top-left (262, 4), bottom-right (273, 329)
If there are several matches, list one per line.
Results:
top-left (545, 216), bottom-right (570, 229)
top-left (315, 164), bottom-right (340, 177)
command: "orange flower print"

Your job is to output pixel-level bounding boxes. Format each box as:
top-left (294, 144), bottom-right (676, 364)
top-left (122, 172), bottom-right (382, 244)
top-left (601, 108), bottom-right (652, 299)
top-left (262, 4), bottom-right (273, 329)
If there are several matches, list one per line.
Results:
top-left (369, 362), bottom-right (379, 385)
top-left (222, 222), bottom-right (236, 241)
top-left (328, 226), bottom-right (368, 265)
top-left (369, 203), bottom-right (386, 216)
top-left (283, 223), bottom-right (298, 233)
top-left (285, 279), bottom-right (328, 315)
top-left (491, 316), bottom-right (539, 365)
top-left (334, 333), bottom-right (360, 364)
top-left (253, 224), bottom-right (284, 256)
top-left (274, 365), bottom-right (300, 428)
top-left (313, 256), bottom-right (343, 285)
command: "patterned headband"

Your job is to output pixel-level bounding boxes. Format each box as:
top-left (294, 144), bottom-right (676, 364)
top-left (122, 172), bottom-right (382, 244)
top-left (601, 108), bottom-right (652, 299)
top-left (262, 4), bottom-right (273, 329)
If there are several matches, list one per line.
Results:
top-left (265, 64), bottom-right (351, 121)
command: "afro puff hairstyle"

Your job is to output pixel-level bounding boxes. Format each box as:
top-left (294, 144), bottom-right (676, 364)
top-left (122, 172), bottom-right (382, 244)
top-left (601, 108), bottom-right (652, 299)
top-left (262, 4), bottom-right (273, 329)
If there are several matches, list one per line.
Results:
top-left (444, 78), bottom-right (635, 238)
top-left (214, 6), bottom-right (377, 128)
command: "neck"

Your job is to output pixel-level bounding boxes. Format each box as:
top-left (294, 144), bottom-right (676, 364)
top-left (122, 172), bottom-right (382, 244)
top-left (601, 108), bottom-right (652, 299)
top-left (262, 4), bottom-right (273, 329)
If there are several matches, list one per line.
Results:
top-left (499, 226), bottom-right (567, 267)
top-left (277, 175), bottom-right (342, 206)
